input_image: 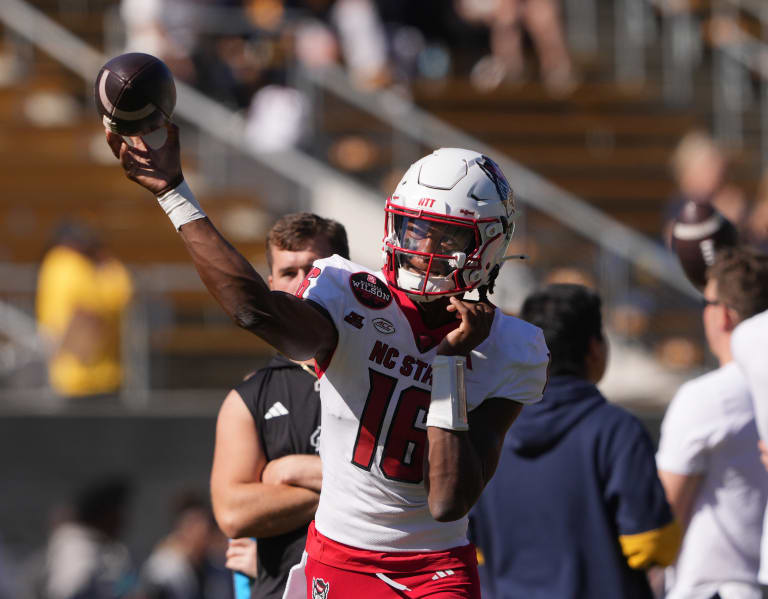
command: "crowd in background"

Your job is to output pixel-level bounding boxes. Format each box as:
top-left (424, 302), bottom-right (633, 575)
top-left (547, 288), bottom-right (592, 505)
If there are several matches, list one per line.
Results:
top-left (3, 0), bottom-right (768, 598)
top-left (116, 0), bottom-right (577, 153)
top-left (6, 478), bottom-right (234, 599)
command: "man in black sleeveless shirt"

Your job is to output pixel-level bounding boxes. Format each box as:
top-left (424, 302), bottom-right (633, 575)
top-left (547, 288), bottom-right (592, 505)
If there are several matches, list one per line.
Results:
top-left (210, 213), bottom-right (349, 599)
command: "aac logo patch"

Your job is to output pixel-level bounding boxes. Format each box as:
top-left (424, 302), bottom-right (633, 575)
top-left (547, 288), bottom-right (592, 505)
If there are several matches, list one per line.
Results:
top-left (349, 272), bottom-right (392, 309)
top-left (372, 317), bottom-right (395, 335)
top-left (312, 577), bottom-right (330, 599)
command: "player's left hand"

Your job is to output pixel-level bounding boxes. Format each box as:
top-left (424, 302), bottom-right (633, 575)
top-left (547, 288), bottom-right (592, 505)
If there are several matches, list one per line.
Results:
top-left (436, 296), bottom-right (495, 356)
top-left (226, 537), bottom-right (258, 578)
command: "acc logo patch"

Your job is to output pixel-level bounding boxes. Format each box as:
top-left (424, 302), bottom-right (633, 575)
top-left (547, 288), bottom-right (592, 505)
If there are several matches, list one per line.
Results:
top-left (312, 577), bottom-right (330, 599)
top-left (372, 317), bottom-right (395, 335)
top-left (349, 272), bottom-right (392, 309)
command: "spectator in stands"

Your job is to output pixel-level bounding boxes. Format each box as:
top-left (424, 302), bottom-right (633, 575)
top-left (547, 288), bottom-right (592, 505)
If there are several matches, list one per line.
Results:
top-left (42, 476), bottom-right (136, 599)
top-left (469, 283), bottom-right (680, 598)
top-left (244, 82), bottom-right (309, 153)
top-left (121, 0), bottom-right (263, 108)
top-left (542, 265), bottom-right (595, 288)
top-left (330, 0), bottom-right (391, 88)
top-left (277, 0), bottom-right (391, 89)
top-left (36, 222), bottom-right (134, 398)
top-left (746, 171), bottom-right (768, 253)
top-left (656, 246), bottom-right (768, 599)
top-left (140, 490), bottom-right (232, 599)
top-left (120, 0), bottom-right (198, 84)
top-left (455, 0), bottom-right (577, 93)
top-left (210, 212), bottom-right (348, 599)
top-left (665, 130), bottom-right (746, 245)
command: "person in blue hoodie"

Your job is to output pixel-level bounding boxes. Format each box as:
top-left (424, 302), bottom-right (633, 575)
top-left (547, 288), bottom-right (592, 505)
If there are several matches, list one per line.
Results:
top-left (469, 283), bottom-right (681, 599)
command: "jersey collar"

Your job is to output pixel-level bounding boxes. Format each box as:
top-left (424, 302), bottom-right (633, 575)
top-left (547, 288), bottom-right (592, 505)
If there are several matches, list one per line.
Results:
top-left (388, 284), bottom-right (460, 353)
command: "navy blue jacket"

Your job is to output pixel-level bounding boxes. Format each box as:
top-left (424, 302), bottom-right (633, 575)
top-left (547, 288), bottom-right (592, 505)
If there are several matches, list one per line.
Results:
top-left (469, 375), bottom-right (675, 599)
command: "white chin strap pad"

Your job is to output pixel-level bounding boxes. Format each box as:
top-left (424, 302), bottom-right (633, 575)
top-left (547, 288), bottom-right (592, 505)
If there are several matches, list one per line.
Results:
top-left (397, 266), bottom-right (455, 295)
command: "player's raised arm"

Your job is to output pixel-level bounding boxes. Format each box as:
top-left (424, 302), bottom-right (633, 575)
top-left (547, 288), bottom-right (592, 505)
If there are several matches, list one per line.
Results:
top-left (104, 123), bottom-right (337, 361)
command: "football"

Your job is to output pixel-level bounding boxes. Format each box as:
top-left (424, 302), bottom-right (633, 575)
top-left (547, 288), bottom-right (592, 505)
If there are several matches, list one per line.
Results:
top-left (94, 52), bottom-right (176, 136)
top-left (670, 199), bottom-right (738, 290)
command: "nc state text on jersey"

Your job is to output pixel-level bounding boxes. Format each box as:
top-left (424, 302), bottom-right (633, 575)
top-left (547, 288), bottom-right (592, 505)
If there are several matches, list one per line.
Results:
top-left (369, 340), bottom-right (433, 386)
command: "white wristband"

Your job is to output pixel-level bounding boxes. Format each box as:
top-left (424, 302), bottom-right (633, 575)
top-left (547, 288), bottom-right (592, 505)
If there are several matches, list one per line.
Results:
top-left (157, 180), bottom-right (207, 230)
top-left (427, 355), bottom-right (469, 431)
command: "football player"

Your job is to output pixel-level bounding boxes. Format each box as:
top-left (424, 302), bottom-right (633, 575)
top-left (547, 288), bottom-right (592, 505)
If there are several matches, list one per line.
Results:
top-left (106, 124), bottom-right (549, 598)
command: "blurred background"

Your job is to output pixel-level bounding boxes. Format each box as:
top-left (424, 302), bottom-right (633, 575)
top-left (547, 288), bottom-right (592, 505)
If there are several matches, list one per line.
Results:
top-left (1, 0), bottom-right (767, 595)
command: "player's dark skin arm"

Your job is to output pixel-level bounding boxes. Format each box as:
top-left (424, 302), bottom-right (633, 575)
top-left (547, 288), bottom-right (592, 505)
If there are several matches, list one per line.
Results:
top-left (178, 219), bottom-right (336, 359)
top-left (425, 399), bottom-right (522, 522)
top-left (422, 297), bottom-right (523, 522)
top-left (105, 123), bottom-right (337, 361)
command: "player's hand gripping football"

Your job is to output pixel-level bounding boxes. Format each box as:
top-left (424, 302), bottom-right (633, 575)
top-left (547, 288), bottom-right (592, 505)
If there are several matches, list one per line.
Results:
top-left (436, 296), bottom-right (495, 357)
top-left (105, 121), bottom-right (184, 196)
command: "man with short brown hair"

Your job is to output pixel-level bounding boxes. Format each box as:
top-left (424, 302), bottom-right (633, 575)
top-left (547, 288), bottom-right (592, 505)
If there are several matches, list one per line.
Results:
top-left (707, 246), bottom-right (768, 321)
top-left (211, 213), bottom-right (348, 599)
top-left (265, 213), bottom-right (348, 272)
top-left (657, 245), bottom-right (768, 599)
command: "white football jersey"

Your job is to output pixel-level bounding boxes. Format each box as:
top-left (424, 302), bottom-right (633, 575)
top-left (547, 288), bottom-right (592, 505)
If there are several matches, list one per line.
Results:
top-left (299, 255), bottom-right (549, 552)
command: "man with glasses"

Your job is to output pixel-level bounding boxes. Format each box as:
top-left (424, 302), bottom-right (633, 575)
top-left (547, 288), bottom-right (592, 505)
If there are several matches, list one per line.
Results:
top-left (656, 246), bottom-right (768, 599)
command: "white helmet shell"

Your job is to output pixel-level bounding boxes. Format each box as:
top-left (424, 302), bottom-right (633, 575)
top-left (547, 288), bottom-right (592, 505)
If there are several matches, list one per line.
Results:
top-left (383, 148), bottom-right (516, 301)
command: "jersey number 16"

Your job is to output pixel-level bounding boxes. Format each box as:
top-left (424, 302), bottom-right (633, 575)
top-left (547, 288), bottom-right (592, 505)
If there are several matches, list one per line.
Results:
top-left (351, 368), bottom-right (430, 484)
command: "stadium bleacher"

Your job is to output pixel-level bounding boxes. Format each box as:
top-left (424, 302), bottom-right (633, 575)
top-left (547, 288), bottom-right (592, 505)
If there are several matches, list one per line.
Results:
top-left (0, 0), bottom-right (766, 588)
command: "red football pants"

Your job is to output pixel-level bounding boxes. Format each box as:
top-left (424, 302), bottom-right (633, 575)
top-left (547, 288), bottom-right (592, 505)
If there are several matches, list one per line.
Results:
top-left (304, 522), bottom-right (481, 598)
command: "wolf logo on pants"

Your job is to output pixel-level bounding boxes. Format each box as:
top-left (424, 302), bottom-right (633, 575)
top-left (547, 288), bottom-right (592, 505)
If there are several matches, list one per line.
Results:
top-left (312, 577), bottom-right (330, 599)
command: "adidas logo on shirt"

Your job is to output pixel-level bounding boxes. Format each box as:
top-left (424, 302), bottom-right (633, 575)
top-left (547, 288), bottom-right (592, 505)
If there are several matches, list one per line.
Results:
top-left (431, 570), bottom-right (455, 580)
top-left (265, 402), bottom-right (289, 420)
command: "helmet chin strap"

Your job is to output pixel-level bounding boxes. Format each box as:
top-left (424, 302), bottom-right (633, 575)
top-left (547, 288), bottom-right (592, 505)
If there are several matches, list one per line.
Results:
top-left (479, 264), bottom-right (502, 302)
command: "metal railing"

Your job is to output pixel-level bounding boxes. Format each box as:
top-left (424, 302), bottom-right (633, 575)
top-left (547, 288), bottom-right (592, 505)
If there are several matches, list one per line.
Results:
top-left (296, 65), bottom-right (693, 298)
top-left (0, 0), bottom-right (708, 402)
top-left (616, 0), bottom-right (768, 165)
top-left (709, 0), bottom-right (768, 166)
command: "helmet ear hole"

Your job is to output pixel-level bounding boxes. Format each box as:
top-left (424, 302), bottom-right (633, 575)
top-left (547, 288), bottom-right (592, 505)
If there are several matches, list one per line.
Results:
top-left (468, 270), bottom-right (483, 283)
